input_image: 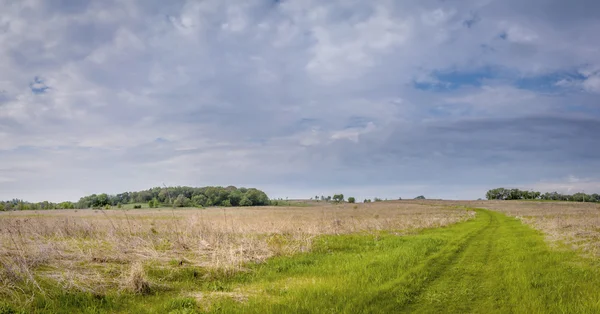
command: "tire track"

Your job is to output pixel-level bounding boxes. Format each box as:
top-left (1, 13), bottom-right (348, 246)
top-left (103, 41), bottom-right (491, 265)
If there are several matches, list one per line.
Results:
top-left (364, 209), bottom-right (493, 312)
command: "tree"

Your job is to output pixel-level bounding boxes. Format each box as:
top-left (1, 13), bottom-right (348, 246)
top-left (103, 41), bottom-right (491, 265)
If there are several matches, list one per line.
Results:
top-left (240, 196), bottom-right (252, 206)
top-left (148, 198), bottom-right (159, 208)
top-left (174, 194), bottom-right (191, 207)
top-left (414, 195), bottom-right (426, 200)
top-left (228, 190), bottom-right (243, 206)
top-left (192, 194), bottom-right (207, 207)
top-left (245, 188), bottom-right (269, 206)
top-left (97, 193), bottom-right (109, 207)
top-left (348, 197), bottom-right (355, 203)
top-left (332, 194), bottom-right (344, 203)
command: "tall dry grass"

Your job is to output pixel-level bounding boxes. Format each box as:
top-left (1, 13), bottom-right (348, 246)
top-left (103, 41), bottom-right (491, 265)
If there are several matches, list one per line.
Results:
top-left (0, 202), bottom-right (473, 296)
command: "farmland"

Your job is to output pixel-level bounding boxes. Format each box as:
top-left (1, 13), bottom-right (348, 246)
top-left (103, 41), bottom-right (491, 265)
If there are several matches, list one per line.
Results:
top-left (1, 200), bottom-right (600, 313)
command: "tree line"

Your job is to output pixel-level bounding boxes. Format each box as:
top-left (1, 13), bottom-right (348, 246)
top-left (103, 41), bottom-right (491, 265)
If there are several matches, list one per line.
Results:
top-left (0, 186), bottom-right (270, 211)
top-left (485, 188), bottom-right (600, 202)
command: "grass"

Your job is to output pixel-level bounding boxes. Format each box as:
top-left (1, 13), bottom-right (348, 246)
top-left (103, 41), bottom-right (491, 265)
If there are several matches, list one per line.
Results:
top-left (2, 203), bottom-right (600, 313)
top-left (206, 209), bottom-right (600, 313)
top-left (0, 202), bottom-right (472, 312)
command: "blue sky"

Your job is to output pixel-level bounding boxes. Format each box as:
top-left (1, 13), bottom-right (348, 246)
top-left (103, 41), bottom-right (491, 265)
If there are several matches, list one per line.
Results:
top-left (1, 0), bottom-right (600, 202)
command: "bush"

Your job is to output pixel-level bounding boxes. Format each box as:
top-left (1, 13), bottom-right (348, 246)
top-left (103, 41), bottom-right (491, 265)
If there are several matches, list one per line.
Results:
top-left (363, 199), bottom-right (371, 203)
top-left (374, 198), bottom-right (383, 202)
top-left (414, 195), bottom-right (426, 200)
top-left (348, 197), bottom-right (356, 203)
top-left (133, 205), bottom-right (142, 209)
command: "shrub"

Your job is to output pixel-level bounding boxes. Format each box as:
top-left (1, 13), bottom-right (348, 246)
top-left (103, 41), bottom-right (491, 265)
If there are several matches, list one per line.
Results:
top-left (133, 205), bottom-right (142, 209)
top-left (363, 199), bottom-right (371, 203)
top-left (348, 197), bottom-right (356, 203)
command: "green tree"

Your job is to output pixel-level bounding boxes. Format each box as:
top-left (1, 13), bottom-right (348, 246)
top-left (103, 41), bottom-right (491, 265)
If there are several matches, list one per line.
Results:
top-left (348, 197), bottom-right (356, 203)
top-left (192, 194), bottom-right (207, 207)
top-left (228, 190), bottom-right (243, 206)
top-left (332, 194), bottom-right (344, 203)
top-left (414, 195), bottom-right (426, 200)
top-left (174, 194), bottom-right (191, 207)
top-left (148, 198), bottom-right (160, 208)
top-left (245, 188), bottom-right (269, 205)
top-left (240, 196), bottom-right (253, 206)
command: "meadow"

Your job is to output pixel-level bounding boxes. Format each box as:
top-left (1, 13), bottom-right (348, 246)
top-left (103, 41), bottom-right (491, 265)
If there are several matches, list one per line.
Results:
top-left (1, 200), bottom-right (600, 313)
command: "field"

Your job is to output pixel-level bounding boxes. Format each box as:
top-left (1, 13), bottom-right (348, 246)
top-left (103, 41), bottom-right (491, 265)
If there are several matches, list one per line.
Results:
top-left (1, 200), bottom-right (600, 313)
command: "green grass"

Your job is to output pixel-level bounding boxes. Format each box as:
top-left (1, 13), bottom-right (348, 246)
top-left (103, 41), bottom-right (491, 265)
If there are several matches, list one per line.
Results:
top-left (209, 209), bottom-right (600, 313)
top-left (4, 209), bottom-right (600, 313)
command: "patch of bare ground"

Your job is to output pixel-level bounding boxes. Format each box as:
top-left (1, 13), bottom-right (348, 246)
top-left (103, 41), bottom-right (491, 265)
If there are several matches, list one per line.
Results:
top-left (0, 202), bottom-right (473, 295)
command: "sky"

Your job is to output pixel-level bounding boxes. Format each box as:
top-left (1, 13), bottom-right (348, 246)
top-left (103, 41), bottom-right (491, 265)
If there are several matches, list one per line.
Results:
top-left (1, 0), bottom-right (600, 202)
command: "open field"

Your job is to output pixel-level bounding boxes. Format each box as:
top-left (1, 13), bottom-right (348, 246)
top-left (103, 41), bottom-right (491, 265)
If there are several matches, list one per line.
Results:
top-left (0, 201), bottom-right (472, 312)
top-left (2, 200), bottom-right (600, 313)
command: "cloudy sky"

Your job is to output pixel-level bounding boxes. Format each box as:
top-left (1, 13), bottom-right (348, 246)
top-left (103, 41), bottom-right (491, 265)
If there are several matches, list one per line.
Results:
top-left (1, 0), bottom-right (600, 202)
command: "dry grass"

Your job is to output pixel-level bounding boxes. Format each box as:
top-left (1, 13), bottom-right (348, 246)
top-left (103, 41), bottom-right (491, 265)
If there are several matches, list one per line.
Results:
top-left (0, 202), bottom-right (472, 295)
top-left (125, 261), bottom-right (151, 295)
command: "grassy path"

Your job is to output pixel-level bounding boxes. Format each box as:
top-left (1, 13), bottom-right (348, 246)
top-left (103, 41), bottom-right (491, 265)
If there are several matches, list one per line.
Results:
top-left (208, 209), bottom-right (600, 313)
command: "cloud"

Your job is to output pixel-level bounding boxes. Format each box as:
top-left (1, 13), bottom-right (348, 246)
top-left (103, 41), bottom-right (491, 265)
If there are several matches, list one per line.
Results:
top-left (29, 76), bottom-right (50, 94)
top-left (0, 0), bottom-right (600, 201)
top-left (582, 75), bottom-right (600, 93)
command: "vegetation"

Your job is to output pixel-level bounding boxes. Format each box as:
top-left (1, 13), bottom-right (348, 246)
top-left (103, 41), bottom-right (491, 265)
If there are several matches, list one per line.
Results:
top-left (347, 197), bottom-right (356, 203)
top-left (486, 188), bottom-right (600, 202)
top-left (0, 186), bottom-right (270, 211)
top-left (0, 202), bottom-right (471, 313)
top-left (332, 194), bottom-right (345, 203)
top-left (203, 209), bottom-right (600, 313)
top-left (414, 195), bottom-right (426, 200)
top-left (2, 206), bottom-right (600, 313)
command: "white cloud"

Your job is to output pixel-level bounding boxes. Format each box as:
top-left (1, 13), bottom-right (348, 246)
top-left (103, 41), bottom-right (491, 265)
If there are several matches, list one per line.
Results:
top-left (1, 0), bottom-right (600, 201)
top-left (583, 75), bottom-right (600, 93)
